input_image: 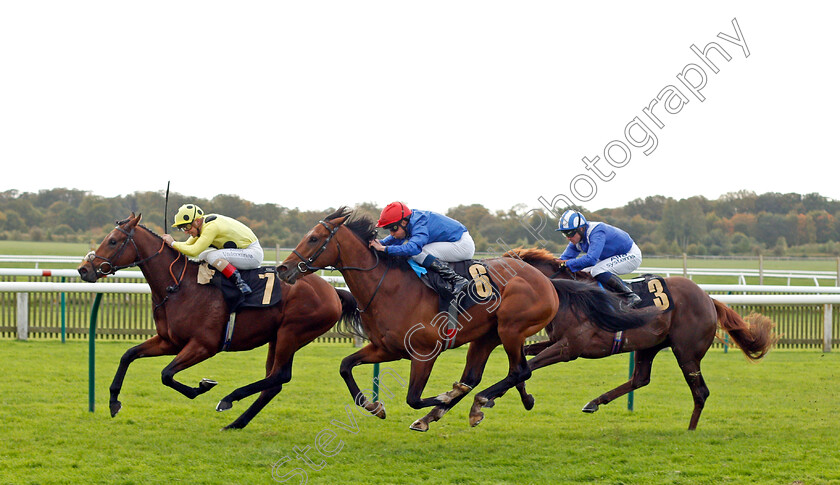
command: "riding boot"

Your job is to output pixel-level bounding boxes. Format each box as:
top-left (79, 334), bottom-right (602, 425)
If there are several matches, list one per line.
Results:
top-left (425, 257), bottom-right (470, 295)
top-left (214, 259), bottom-right (252, 295)
top-left (229, 268), bottom-right (252, 295)
top-left (601, 273), bottom-right (641, 308)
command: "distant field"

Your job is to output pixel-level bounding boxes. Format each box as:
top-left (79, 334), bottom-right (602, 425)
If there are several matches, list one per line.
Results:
top-left (0, 240), bottom-right (91, 256)
top-left (0, 241), bottom-right (837, 285)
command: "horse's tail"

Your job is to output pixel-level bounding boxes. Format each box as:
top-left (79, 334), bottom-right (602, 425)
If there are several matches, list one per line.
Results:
top-left (552, 279), bottom-right (660, 332)
top-left (334, 288), bottom-right (367, 340)
top-left (712, 299), bottom-right (777, 360)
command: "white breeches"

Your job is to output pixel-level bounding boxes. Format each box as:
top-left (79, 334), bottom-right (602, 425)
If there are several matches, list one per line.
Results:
top-left (411, 232), bottom-right (476, 264)
top-left (198, 240), bottom-right (264, 269)
top-left (584, 243), bottom-right (642, 277)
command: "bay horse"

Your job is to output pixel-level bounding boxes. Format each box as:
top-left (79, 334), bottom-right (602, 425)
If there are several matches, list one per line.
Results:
top-left (77, 213), bottom-right (357, 429)
top-left (505, 247), bottom-right (777, 430)
top-left (276, 207), bottom-right (658, 431)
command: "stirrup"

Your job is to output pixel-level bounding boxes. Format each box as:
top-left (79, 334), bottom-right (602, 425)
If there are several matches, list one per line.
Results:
top-left (235, 279), bottom-right (252, 295)
top-left (451, 278), bottom-right (469, 295)
top-left (623, 292), bottom-right (642, 309)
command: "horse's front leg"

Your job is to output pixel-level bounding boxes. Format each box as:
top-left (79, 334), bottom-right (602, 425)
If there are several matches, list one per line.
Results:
top-left (339, 344), bottom-right (401, 419)
top-left (109, 335), bottom-right (180, 417)
top-left (411, 334), bottom-right (499, 432)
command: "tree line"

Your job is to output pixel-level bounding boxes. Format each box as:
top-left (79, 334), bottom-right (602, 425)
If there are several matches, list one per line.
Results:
top-left (2, 188), bottom-right (840, 257)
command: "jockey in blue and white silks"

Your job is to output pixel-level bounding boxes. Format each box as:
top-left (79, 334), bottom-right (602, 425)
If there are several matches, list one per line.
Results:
top-left (556, 210), bottom-right (642, 307)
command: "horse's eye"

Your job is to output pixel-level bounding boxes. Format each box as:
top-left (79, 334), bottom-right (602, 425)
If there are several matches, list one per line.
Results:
top-left (109, 238), bottom-right (117, 246)
top-left (308, 236), bottom-right (318, 243)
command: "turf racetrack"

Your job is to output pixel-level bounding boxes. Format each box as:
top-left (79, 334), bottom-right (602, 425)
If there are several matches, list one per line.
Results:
top-left (2, 341), bottom-right (838, 484)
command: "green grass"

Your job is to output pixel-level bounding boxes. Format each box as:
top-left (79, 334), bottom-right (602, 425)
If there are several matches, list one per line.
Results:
top-left (1, 341), bottom-right (838, 484)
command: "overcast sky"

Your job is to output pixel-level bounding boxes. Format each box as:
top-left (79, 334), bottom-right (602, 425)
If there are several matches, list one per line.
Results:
top-left (1, 2), bottom-right (837, 216)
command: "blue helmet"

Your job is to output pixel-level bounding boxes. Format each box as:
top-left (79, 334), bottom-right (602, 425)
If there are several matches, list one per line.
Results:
top-left (556, 210), bottom-right (587, 232)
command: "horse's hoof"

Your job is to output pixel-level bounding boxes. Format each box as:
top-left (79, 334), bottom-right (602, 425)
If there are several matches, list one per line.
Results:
top-left (216, 400), bottom-right (232, 412)
top-left (364, 401), bottom-right (386, 419)
top-left (109, 401), bottom-right (122, 417)
top-left (469, 411), bottom-right (485, 427)
top-left (375, 406), bottom-right (386, 419)
top-left (483, 399), bottom-right (495, 408)
top-left (409, 420), bottom-right (429, 432)
top-left (581, 402), bottom-right (599, 413)
top-left (523, 394), bottom-right (535, 411)
top-left (199, 378), bottom-right (218, 391)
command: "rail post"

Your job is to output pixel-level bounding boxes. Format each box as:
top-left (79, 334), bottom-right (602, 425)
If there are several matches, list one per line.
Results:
top-left (627, 351), bottom-right (635, 411)
top-left (823, 303), bottom-right (833, 353)
top-left (759, 254), bottom-right (764, 285)
top-left (16, 293), bottom-right (28, 340)
top-left (89, 293), bottom-right (103, 412)
top-left (61, 276), bottom-right (66, 343)
top-left (372, 363), bottom-right (381, 402)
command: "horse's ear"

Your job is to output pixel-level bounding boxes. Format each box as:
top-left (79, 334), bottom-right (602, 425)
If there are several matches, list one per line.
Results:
top-left (127, 212), bottom-right (141, 227)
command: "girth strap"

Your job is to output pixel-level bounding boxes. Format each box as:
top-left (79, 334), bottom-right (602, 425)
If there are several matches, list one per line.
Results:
top-left (610, 331), bottom-right (623, 355)
top-left (221, 312), bottom-right (236, 352)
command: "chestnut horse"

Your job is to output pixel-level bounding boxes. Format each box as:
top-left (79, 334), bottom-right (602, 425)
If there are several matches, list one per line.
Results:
top-left (77, 213), bottom-right (357, 429)
top-left (506, 248), bottom-right (777, 430)
top-left (277, 208), bottom-right (657, 431)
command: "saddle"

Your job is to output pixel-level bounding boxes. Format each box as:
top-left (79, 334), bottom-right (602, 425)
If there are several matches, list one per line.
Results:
top-left (205, 265), bottom-right (283, 313)
top-left (417, 260), bottom-right (501, 351)
top-left (624, 274), bottom-right (673, 313)
top-left (419, 260), bottom-right (500, 313)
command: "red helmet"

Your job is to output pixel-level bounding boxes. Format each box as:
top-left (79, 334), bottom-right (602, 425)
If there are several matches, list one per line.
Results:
top-left (377, 202), bottom-right (412, 227)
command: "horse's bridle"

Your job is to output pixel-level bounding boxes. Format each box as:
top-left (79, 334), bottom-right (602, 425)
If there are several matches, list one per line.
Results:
top-left (291, 219), bottom-right (386, 312)
top-left (85, 225), bottom-right (165, 277)
top-left (292, 220), bottom-right (380, 273)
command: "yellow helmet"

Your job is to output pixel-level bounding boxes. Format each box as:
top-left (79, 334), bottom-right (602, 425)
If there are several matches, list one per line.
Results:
top-left (171, 204), bottom-right (205, 228)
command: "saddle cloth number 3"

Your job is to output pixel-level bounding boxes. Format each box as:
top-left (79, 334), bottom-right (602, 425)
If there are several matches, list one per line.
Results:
top-left (647, 278), bottom-right (670, 310)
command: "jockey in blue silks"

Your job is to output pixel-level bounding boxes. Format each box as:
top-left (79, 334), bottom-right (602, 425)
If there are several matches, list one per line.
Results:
top-left (369, 201), bottom-right (475, 295)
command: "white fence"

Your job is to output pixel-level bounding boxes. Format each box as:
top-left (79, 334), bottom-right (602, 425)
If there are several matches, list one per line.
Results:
top-left (4, 254), bottom-right (839, 286)
top-left (2, 274), bottom-right (839, 351)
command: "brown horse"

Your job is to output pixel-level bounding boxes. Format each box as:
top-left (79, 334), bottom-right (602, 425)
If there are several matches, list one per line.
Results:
top-left (506, 248), bottom-right (777, 430)
top-left (276, 208), bottom-right (658, 431)
top-left (77, 213), bottom-right (356, 429)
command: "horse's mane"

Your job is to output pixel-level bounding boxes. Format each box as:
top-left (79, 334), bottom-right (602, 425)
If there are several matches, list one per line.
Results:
top-left (503, 247), bottom-right (560, 271)
top-left (326, 206), bottom-right (412, 272)
top-left (115, 217), bottom-right (164, 242)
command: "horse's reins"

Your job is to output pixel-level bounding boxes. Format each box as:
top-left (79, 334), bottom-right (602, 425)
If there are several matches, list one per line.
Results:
top-left (550, 264), bottom-right (576, 280)
top-left (292, 219), bottom-right (386, 312)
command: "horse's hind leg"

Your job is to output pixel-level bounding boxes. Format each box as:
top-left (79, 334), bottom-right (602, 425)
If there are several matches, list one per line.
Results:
top-left (672, 347), bottom-right (711, 430)
top-left (218, 341), bottom-right (283, 429)
top-left (216, 341), bottom-right (298, 415)
top-left (582, 346), bottom-right (661, 413)
top-left (469, 338), bottom-right (532, 427)
top-left (411, 334), bottom-right (499, 432)
top-left (109, 336), bottom-right (178, 417)
top-left (160, 340), bottom-right (218, 399)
